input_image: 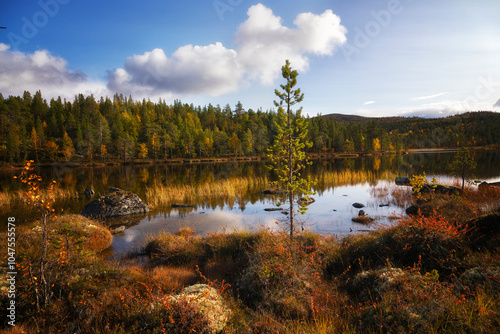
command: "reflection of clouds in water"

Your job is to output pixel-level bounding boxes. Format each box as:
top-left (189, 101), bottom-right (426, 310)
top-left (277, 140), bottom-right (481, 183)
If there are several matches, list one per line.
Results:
top-left (112, 209), bottom-right (270, 257)
top-left (200, 210), bottom-right (279, 233)
top-left (111, 183), bottom-right (407, 258)
top-left (124, 229), bottom-right (140, 243)
top-left (205, 210), bottom-right (247, 232)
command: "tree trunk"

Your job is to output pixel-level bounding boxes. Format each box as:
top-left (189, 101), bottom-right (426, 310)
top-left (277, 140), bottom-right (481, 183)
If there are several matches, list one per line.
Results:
top-left (287, 90), bottom-right (294, 238)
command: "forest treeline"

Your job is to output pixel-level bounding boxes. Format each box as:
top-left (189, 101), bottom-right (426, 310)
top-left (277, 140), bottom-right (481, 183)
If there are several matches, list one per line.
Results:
top-left (1, 91), bottom-right (499, 163)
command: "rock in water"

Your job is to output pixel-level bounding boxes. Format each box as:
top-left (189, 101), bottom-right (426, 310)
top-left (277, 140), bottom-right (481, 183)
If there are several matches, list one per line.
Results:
top-left (264, 208), bottom-right (283, 212)
top-left (353, 202), bottom-right (365, 209)
top-left (417, 184), bottom-right (461, 195)
top-left (395, 177), bottom-right (411, 185)
top-left (260, 189), bottom-right (287, 195)
top-left (83, 188), bottom-right (95, 198)
top-left (478, 181), bottom-right (500, 190)
top-left (80, 188), bottom-right (148, 219)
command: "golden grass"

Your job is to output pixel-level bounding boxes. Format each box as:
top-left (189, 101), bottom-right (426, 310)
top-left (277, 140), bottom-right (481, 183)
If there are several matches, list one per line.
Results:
top-left (145, 169), bottom-right (399, 209)
top-left (148, 266), bottom-right (198, 292)
top-left (0, 185), bottom-right (80, 217)
top-left (371, 183), bottom-right (414, 208)
top-left (9, 214), bottom-right (113, 256)
top-left (146, 175), bottom-right (269, 209)
top-left (317, 169), bottom-right (397, 189)
top-left (175, 226), bottom-right (196, 237)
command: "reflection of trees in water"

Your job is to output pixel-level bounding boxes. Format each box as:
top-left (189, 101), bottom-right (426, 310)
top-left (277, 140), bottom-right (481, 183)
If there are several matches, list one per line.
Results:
top-left (139, 168), bottom-right (149, 183)
top-left (1, 151), bottom-right (499, 208)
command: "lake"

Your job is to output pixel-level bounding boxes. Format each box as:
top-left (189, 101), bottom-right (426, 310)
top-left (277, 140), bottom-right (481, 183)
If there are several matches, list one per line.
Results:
top-left (2, 149), bottom-right (499, 258)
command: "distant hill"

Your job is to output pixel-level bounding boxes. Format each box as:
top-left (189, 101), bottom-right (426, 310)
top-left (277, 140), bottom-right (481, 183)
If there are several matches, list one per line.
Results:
top-left (322, 113), bottom-right (377, 123)
top-left (316, 111), bottom-right (500, 151)
top-left (322, 111), bottom-right (498, 124)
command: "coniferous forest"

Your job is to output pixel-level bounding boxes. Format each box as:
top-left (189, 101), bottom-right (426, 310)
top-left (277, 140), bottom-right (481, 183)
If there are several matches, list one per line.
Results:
top-left (1, 91), bottom-right (499, 163)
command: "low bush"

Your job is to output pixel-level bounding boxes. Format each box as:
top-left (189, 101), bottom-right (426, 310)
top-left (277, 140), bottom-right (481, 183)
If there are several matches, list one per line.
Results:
top-left (324, 214), bottom-right (470, 281)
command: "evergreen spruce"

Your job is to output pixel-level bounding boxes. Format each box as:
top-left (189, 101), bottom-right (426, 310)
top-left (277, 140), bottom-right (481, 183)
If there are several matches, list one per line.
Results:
top-left (267, 60), bottom-right (315, 238)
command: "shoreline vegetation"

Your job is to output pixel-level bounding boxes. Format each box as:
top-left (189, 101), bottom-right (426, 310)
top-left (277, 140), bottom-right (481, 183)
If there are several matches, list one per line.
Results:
top-left (1, 182), bottom-right (499, 333)
top-left (0, 145), bottom-right (498, 170)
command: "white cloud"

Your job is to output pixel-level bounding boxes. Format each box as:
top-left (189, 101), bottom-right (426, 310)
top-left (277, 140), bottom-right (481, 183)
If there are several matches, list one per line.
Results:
top-left (400, 98), bottom-right (497, 118)
top-left (0, 43), bottom-right (10, 52)
top-left (363, 101), bottom-right (375, 105)
top-left (108, 3), bottom-right (347, 97)
top-left (107, 43), bottom-right (244, 98)
top-left (235, 4), bottom-right (347, 85)
top-left (412, 92), bottom-right (449, 101)
top-left (1, 4), bottom-right (347, 101)
top-left (0, 44), bottom-right (108, 99)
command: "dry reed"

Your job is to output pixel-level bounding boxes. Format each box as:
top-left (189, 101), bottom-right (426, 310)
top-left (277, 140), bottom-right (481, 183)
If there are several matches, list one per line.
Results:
top-left (0, 185), bottom-right (80, 217)
top-left (317, 169), bottom-right (397, 189)
top-left (145, 176), bottom-right (269, 209)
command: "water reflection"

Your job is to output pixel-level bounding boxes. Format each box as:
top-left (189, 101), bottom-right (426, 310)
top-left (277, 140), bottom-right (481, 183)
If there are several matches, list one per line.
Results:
top-left (2, 150), bottom-right (498, 196)
top-left (110, 208), bottom-right (279, 258)
top-left (1, 150), bottom-right (499, 258)
top-left (110, 180), bottom-right (408, 258)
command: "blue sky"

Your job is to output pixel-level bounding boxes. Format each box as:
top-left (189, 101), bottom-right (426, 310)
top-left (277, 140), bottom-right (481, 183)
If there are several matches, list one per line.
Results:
top-left (1, 0), bottom-right (499, 117)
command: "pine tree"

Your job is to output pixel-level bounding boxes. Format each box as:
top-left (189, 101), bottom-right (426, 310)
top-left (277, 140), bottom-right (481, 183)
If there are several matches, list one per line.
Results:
top-left (450, 147), bottom-right (477, 192)
top-left (267, 60), bottom-right (315, 238)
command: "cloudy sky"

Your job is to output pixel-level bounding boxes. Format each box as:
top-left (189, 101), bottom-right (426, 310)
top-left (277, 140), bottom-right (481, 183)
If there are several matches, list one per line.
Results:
top-left (1, 0), bottom-right (499, 117)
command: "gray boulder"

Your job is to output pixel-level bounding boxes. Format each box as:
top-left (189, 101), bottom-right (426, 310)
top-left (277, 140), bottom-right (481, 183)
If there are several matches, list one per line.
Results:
top-left (417, 184), bottom-right (461, 195)
top-left (353, 202), bottom-right (365, 209)
top-left (80, 188), bottom-right (149, 219)
top-left (479, 181), bottom-right (500, 190)
top-left (167, 284), bottom-right (231, 334)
